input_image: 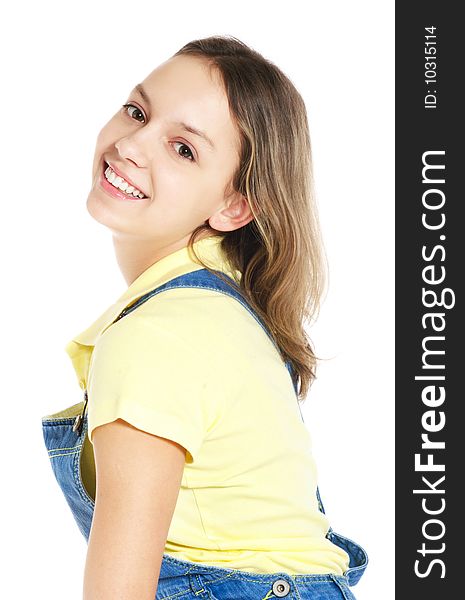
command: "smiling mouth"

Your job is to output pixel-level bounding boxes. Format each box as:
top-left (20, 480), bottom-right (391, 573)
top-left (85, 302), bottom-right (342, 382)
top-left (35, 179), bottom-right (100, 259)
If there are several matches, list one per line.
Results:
top-left (102, 162), bottom-right (148, 199)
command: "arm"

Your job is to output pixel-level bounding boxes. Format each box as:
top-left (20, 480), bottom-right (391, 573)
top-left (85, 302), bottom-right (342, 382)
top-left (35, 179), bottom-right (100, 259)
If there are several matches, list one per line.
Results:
top-left (83, 418), bottom-right (186, 600)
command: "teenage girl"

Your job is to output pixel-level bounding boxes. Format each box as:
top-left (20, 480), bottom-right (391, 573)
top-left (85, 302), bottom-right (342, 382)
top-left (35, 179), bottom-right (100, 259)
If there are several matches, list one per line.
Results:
top-left (42, 35), bottom-right (368, 600)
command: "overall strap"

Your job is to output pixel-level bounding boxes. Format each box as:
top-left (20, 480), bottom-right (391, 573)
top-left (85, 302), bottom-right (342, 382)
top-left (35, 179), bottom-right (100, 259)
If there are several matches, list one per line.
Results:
top-left (114, 269), bottom-right (295, 379)
top-left (110, 267), bottom-right (327, 515)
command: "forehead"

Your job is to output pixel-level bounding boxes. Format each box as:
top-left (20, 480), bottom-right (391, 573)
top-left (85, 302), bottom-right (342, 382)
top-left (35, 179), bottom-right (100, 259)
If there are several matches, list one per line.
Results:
top-left (139, 55), bottom-right (240, 157)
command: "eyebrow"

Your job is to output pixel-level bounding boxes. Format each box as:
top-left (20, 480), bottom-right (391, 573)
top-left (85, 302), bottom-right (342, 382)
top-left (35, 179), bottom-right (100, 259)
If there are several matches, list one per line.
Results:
top-left (134, 83), bottom-right (215, 151)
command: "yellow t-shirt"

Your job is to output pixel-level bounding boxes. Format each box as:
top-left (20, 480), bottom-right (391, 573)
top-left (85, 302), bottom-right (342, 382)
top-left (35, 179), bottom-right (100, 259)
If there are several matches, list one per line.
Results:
top-left (64, 234), bottom-right (350, 576)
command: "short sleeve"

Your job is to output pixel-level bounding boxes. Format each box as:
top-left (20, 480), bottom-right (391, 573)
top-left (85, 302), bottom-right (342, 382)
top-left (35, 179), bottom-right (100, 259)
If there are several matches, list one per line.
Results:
top-left (86, 307), bottom-right (214, 464)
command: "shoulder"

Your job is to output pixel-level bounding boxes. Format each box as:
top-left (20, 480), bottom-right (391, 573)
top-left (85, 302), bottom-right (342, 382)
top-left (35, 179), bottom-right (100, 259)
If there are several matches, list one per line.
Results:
top-left (87, 289), bottom-right (236, 463)
top-left (103, 285), bottom-right (255, 351)
top-left (101, 285), bottom-right (282, 378)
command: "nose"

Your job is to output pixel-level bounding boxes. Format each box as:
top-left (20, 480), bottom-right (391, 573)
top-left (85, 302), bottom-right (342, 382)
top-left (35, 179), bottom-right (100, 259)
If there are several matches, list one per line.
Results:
top-left (115, 135), bottom-right (147, 169)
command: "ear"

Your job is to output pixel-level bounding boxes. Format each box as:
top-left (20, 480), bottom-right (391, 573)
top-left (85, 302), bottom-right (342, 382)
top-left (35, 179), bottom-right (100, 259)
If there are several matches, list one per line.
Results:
top-left (208, 191), bottom-right (255, 233)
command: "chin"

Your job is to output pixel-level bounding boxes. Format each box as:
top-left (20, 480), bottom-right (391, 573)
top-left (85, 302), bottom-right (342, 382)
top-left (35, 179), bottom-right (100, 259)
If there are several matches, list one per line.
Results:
top-left (86, 190), bottom-right (116, 229)
top-left (85, 191), bottom-right (143, 238)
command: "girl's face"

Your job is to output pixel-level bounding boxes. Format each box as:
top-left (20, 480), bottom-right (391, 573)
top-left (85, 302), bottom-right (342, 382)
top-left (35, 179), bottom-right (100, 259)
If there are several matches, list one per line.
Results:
top-left (87, 54), bottom-right (250, 246)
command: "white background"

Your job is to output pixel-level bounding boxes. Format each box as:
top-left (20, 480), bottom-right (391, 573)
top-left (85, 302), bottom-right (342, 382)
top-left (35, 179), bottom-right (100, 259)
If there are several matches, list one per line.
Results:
top-left (1, 1), bottom-right (394, 598)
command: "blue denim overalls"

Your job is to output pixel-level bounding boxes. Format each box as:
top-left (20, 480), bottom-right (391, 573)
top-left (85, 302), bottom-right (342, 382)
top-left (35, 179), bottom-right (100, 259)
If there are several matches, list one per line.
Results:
top-left (42, 268), bottom-right (368, 600)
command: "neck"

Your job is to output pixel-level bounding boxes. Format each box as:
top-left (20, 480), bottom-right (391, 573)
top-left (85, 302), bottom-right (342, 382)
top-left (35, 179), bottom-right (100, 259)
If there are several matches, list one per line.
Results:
top-left (112, 233), bottom-right (192, 286)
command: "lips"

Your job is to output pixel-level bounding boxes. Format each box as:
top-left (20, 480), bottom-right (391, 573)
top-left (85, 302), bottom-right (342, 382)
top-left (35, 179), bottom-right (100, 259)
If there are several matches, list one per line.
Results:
top-left (103, 160), bottom-right (149, 198)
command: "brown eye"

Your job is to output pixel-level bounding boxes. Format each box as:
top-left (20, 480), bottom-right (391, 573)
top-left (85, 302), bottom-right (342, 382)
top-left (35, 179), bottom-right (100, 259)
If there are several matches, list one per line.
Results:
top-left (121, 103), bottom-right (146, 123)
top-left (172, 141), bottom-right (195, 162)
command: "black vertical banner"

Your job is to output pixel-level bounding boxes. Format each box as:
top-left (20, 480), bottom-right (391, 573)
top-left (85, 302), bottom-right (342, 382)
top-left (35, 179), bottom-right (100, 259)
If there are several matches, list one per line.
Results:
top-left (396, 2), bottom-right (462, 597)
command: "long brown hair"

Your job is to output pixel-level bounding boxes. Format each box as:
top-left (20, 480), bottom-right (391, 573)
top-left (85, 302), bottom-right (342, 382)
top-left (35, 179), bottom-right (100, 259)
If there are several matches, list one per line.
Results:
top-left (173, 35), bottom-right (328, 403)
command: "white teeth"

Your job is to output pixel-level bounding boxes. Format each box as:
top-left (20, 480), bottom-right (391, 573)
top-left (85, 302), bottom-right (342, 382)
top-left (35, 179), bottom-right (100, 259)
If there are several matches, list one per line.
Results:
top-left (104, 164), bottom-right (146, 198)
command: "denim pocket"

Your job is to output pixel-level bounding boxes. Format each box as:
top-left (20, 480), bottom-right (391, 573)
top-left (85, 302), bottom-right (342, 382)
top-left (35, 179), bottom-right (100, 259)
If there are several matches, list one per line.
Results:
top-left (330, 575), bottom-right (358, 600)
top-left (42, 406), bottom-right (95, 541)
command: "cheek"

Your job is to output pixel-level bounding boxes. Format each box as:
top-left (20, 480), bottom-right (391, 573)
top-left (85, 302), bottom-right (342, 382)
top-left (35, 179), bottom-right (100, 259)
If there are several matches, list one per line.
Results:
top-left (167, 171), bottom-right (215, 208)
top-left (92, 125), bottom-right (112, 169)
top-left (94, 112), bottom-right (125, 150)
top-left (150, 170), bottom-right (215, 222)
top-left (95, 120), bottom-right (116, 151)
top-left (152, 159), bottom-right (200, 197)
top-left (92, 118), bottom-right (124, 175)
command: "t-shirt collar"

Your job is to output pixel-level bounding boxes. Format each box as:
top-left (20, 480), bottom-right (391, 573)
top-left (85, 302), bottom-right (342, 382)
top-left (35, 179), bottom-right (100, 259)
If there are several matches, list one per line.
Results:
top-left (67, 234), bottom-right (238, 350)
